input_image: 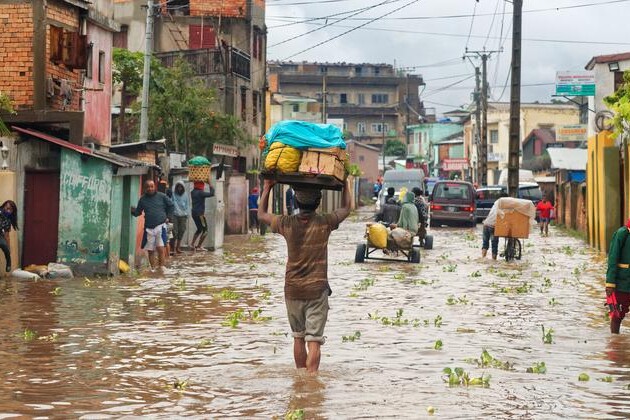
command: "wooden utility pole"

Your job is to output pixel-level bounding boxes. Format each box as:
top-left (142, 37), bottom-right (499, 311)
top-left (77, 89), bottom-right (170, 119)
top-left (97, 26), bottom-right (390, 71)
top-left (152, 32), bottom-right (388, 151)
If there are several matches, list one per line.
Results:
top-left (473, 66), bottom-right (482, 184)
top-left (405, 74), bottom-right (411, 148)
top-left (382, 112), bottom-right (386, 174)
top-left (508, 0), bottom-right (523, 197)
top-left (465, 49), bottom-right (501, 186)
top-left (139, 0), bottom-right (155, 142)
top-left (321, 71), bottom-right (327, 123)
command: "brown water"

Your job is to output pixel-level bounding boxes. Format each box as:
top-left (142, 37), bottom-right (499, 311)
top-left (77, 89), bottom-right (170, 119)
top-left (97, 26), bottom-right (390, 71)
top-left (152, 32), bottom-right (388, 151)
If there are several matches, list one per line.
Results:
top-left (1, 210), bottom-right (629, 419)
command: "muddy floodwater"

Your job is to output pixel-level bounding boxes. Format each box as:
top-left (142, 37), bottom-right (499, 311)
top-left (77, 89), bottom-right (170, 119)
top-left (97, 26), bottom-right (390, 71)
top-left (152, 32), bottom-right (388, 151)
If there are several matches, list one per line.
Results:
top-left (1, 209), bottom-right (629, 419)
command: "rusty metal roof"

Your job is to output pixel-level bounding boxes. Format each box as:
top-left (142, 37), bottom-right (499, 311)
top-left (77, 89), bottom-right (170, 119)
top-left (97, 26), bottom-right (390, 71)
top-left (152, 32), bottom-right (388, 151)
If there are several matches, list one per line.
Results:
top-left (12, 126), bottom-right (157, 169)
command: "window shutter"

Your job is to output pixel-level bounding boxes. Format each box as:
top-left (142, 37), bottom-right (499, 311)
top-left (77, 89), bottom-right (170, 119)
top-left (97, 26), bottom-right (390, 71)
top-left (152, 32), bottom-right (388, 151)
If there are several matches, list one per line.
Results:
top-left (62, 30), bottom-right (73, 66)
top-left (50, 26), bottom-right (64, 62)
top-left (73, 34), bottom-right (88, 69)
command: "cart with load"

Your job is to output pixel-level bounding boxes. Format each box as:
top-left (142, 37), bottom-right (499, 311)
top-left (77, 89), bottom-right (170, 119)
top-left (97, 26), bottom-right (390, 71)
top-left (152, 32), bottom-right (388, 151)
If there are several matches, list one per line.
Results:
top-left (490, 197), bottom-right (537, 261)
top-left (354, 222), bottom-right (421, 264)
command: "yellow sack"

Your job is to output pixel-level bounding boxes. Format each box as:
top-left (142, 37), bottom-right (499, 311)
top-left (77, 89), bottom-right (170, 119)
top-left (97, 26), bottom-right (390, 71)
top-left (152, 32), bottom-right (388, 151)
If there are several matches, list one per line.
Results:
top-left (118, 260), bottom-right (131, 274)
top-left (367, 223), bottom-right (388, 249)
top-left (264, 142), bottom-right (302, 173)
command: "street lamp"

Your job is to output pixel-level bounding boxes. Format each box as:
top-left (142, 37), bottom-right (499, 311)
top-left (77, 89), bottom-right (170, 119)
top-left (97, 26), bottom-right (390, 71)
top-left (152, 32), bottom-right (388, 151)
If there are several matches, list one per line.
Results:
top-left (0, 141), bottom-right (8, 170)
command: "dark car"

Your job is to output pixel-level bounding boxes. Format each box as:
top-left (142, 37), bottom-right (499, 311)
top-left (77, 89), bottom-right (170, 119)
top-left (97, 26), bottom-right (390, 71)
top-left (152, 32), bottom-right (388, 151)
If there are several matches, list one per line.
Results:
top-left (474, 183), bottom-right (543, 223)
top-left (429, 180), bottom-right (476, 227)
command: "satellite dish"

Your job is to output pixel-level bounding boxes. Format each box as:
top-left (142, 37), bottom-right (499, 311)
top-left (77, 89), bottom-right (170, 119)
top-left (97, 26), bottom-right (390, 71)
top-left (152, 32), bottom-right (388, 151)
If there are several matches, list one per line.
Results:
top-left (595, 110), bottom-right (614, 132)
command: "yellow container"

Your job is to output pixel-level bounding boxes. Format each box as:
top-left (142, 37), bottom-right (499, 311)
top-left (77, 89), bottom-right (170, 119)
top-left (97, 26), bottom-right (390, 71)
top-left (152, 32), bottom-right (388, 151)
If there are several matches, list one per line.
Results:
top-left (367, 223), bottom-right (388, 249)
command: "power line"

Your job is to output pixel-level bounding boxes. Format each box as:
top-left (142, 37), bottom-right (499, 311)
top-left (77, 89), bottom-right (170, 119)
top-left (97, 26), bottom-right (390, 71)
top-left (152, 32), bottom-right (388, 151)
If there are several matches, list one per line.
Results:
top-left (465, 0), bottom-right (477, 50)
top-left (269, 0), bottom-right (402, 48)
top-left (484, 0), bottom-right (501, 49)
top-left (268, 0), bottom-right (363, 6)
top-left (269, 1), bottom-right (398, 29)
top-left (281, 0), bottom-right (419, 61)
top-left (424, 75), bottom-right (475, 98)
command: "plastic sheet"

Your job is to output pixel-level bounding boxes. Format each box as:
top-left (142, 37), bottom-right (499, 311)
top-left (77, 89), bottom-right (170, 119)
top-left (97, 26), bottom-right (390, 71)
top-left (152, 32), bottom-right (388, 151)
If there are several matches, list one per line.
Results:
top-left (485, 197), bottom-right (537, 227)
top-left (265, 120), bottom-right (346, 150)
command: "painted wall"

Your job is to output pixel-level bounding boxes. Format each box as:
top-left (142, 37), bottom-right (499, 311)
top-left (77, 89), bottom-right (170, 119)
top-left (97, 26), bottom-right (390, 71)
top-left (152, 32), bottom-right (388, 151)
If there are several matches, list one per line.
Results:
top-left (58, 149), bottom-right (112, 273)
top-left (408, 123), bottom-right (463, 158)
top-left (84, 24), bottom-right (113, 145)
top-left (588, 60), bottom-right (630, 137)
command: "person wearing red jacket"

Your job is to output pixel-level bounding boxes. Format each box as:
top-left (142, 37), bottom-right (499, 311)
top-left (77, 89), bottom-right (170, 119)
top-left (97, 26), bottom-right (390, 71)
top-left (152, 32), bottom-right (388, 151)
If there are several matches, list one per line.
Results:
top-left (536, 196), bottom-right (554, 237)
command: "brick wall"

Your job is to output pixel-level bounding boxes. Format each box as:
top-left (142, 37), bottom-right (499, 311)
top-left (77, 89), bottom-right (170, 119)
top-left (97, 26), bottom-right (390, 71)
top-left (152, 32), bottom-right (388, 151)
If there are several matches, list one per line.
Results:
top-left (0, 4), bottom-right (34, 108)
top-left (189, 0), bottom-right (246, 18)
top-left (47, 0), bottom-right (82, 111)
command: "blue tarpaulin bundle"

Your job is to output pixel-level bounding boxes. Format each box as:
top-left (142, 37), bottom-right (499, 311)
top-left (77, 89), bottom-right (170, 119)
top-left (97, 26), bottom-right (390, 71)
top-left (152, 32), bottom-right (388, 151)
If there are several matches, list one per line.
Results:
top-left (264, 120), bottom-right (346, 150)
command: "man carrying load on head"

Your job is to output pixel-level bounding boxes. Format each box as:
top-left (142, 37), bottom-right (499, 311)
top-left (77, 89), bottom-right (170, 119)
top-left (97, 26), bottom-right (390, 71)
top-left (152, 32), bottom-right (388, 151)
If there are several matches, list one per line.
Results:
top-left (258, 179), bottom-right (352, 374)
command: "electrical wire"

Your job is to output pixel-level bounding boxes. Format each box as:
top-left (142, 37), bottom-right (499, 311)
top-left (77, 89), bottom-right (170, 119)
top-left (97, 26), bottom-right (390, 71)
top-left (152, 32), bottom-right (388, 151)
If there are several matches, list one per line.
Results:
top-left (281, 0), bottom-right (419, 61)
top-left (465, 1), bottom-right (477, 50)
top-left (269, 1), bottom-right (398, 29)
top-left (484, 0), bottom-right (501, 49)
top-left (424, 75), bottom-right (476, 98)
top-left (269, 0), bottom-right (402, 48)
top-left (268, 0), bottom-right (364, 6)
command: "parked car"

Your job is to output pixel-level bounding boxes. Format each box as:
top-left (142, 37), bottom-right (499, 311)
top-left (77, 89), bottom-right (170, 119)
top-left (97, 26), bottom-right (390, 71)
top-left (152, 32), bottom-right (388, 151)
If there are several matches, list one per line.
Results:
top-left (374, 169), bottom-right (425, 214)
top-left (423, 177), bottom-right (441, 197)
top-left (429, 180), bottom-right (476, 227)
top-left (474, 183), bottom-right (543, 223)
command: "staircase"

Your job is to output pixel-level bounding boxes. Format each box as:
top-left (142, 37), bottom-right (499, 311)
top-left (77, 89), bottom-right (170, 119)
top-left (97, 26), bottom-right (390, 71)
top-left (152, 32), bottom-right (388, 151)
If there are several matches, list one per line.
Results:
top-left (165, 13), bottom-right (188, 50)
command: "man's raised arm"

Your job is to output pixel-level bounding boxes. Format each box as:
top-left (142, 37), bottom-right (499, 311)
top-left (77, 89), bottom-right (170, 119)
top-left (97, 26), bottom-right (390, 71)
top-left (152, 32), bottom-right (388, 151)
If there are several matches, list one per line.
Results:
top-left (258, 179), bottom-right (276, 226)
top-left (335, 178), bottom-right (352, 223)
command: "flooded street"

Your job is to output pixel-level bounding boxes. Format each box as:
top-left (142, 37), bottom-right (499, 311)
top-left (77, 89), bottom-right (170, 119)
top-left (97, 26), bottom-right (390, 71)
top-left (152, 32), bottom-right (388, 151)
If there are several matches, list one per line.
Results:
top-left (1, 209), bottom-right (629, 419)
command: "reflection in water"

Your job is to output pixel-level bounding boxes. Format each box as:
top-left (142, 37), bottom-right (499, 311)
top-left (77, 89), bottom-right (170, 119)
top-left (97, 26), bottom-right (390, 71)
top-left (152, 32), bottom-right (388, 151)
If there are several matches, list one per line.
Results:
top-left (0, 211), bottom-right (628, 418)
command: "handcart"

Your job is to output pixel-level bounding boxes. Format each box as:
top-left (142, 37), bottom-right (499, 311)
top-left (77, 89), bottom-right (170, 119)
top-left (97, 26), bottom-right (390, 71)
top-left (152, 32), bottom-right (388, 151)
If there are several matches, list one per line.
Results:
top-left (492, 197), bottom-right (536, 262)
top-left (355, 222), bottom-right (422, 264)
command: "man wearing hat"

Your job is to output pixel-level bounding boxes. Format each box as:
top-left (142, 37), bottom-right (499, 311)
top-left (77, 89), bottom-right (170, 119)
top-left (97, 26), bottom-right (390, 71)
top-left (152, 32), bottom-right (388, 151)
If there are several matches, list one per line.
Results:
top-left (258, 178), bottom-right (352, 373)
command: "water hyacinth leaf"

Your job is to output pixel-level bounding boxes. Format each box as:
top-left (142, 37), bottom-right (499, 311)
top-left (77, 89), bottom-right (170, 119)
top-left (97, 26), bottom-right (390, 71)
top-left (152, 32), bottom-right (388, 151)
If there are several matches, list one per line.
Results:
top-left (578, 373), bottom-right (590, 382)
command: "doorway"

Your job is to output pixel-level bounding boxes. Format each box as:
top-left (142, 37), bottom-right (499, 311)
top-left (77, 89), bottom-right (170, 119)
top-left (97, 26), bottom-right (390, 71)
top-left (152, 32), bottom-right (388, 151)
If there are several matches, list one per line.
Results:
top-left (23, 171), bottom-right (60, 266)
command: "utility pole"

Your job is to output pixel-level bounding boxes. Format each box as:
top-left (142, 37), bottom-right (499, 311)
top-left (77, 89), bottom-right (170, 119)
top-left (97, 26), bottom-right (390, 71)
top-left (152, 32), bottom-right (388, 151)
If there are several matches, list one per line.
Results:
top-left (473, 66), bottom-right (482, 184)
top-left (465, 49), bottom-right (501, 186)
top-left (405, 74), bottom-right (410, 149)
top-left (321, 71), bottom-right (327, 123)
top-left (139, 0), bottom-right (155, 142)
top-left (508, 0), bottom-right (523, 197)
top-left (382, 112), bottom-right (386, 174)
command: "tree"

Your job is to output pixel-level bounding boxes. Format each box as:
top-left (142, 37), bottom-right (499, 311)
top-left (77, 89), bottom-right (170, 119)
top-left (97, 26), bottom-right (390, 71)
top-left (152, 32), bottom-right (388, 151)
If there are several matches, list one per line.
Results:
top-left (384, 139), bottom-right (407, 157)
top-left (604, 70), bottom-right (630, 139)
top-left (0, 92), bottom-right (14, 136)
top-left (112, 48), bottom-right (144, 142)
top-left (148, 58), bottom-right (251, 156)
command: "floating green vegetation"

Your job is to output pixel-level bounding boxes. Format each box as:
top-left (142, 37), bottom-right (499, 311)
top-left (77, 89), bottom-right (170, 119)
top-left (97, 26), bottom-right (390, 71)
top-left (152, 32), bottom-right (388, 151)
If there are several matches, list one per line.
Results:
top-left (172, 378), bottom-right (189, 391)
top-left (434, 315), bottom-right (443, 328)
top-left (50, 287), bottom-right (61, 296)
top-left (370, 309), bottom-right (421, 327)
top-left (22, 328), bottom-right (37, 341)
top-left (222, 309), bottom-right (246, 328)
top-left (426, 406), bottom-right (437, 415)
top-left (542, 326), bottom-right (554, 344)
top-left (446, 295), bottom-right (469, 305)
top-left (442, 367), bottom-right (490, 387)
top-left (433, 339), bottom-right (443, 350)
top-left (197, 338), bottom-right (213, 348)
top-left (412, 279), bottom-right (434, 286)
top-left (38, 332), bottom-right (58, 342)
top-left (542, 277), bottom-right (552, 288)
top-left (442, 264), bottom-right (457, 273)
top-left (342, 331), bottom-right (361, 342)
top-left (174, 278), bottom-right (187, 290)
top-left (285, 409), bottom-right (305, 420)
top-left (378, 266), bottom-right (391, 273)
top-left (463, 232), bottom-right (476, 242)
top-left (250, 308), bottom-right (272, 322)
top-left (572, 267), bottom-right (581, 277)
top-left (548, 298), bottom-right (560, 306)
top-left (469, 270), bottom-right (482, 278)
top-left (526, 362), bottom-right (547, 374)
top-left (466, 349), bottom-right (514, 370)
top-left (438, 253), bottom-right (450, 261)
top-left (215, 288), bottom-right (241, 300)
top-left (83, 278), bottom-right (94, 288)
top-left (560, 245), bottom-right (575, 256)
top-left (259, 290), bottom-right (271, 301)
top-left (353, 277), bottom-right (376, 291)
top-left (598, 376), bottom-right (614, 383)
top-left (249, 264), bottom-right (257, 271)
top-left (578, 373), bottom-right (590, 382)
top-left (249, 235), bottom-right (264, 243)
top-left (393, 273), bottom-right (406, 281)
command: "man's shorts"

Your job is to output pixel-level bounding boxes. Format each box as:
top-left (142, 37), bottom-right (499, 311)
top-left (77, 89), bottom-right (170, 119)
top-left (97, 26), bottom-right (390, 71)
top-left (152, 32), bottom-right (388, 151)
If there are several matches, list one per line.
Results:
top-left (540, 217), bottom-right (550, 223)
top-left (285, 290), bottom-right (329, 344)
top-left (142, 223), bottom-right (167, 251)
top-left (608, 290), bottom-right (630, 320)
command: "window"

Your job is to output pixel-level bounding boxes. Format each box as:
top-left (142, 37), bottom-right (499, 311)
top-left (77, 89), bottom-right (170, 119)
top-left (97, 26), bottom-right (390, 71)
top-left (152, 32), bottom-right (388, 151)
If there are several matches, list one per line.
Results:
top-left (488, 145), bottom-right (494, 153)
top-left (372, 94), bottom-right (388, 104)
top-left (292, 104), bottom-right (299, 113)
top-left (359, 155), bottom-right (365, 162)
top-left (252, 91), bottom-right (259, 123)
top-left (320, 66), bottom-right (327, 73)
top-left (490, 129), bottom-right (498, 144)
top-left (252, 27), bottom-right (264, 60)
top-left (240, 87), bottom-right (247, 121)
top-left (86, 43), bottom-right (93, 79)
top-left (98, 51), bottom-right (105, 84)
top-left (49, 25), bottom-right (87, 69)
top-left (340, 93), bottom-right (347, 104)
top-left (374, 67), bottom-right (380, 75)
top-left (371, 123), bottom-right (389, 133)
top-left (433, 183), bottom-right (471, 200)
top-left (355, 66), bottom-right (362, 75)
top-left (358, 93), bottom-right (365, 105)
top-left (357, 122), bottom-right (366, 134)
top-left (189, 25), bottom-right (216, 49)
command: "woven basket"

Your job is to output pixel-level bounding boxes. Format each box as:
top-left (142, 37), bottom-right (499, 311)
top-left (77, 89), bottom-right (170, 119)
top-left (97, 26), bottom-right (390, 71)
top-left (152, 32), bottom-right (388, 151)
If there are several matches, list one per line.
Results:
top-left (188, 165), bottom-right (211, 182)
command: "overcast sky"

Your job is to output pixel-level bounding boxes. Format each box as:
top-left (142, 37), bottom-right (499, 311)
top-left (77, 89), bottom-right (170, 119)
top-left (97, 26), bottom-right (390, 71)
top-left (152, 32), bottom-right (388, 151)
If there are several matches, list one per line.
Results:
top-left (265, 0), bottom-right (630, 116)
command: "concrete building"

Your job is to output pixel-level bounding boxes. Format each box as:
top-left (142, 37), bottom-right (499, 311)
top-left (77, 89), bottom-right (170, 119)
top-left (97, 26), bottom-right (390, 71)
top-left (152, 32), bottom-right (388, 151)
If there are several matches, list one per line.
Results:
top-left (464, 102), bottom-right (580, 185)
top-left (268, 61), bottom-right (426, 149)
top-left (408, 122), bottom-right (464, 175)
top-left (113, 0), bottom-right (266, 170)
top-left (585, 52), bottom-right (630, 137)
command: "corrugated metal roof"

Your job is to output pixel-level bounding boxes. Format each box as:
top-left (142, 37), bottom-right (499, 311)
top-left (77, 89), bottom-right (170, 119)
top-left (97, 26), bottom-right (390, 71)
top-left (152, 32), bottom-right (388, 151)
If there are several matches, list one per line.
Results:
top-left (585, 52), bottom-right (630, 70)
top-left (547, 148), bottom-right (587, 171)
top-left (13, 126), bottom-right (157, 169)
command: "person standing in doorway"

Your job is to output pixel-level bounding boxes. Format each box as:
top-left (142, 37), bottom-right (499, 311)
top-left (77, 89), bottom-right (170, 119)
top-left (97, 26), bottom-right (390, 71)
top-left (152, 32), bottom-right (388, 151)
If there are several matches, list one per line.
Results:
top-left (0, 200), bottom-right (17, 273)
top-left (536, 196), bottom-right (554, 237)
top-left (131, 180), bottom-right (174, 269)
top-left (606, 219), bottom-right (630, 334)
top-left (258, 180), bottom-right (352, 374)
top-left (191, 181), bottom-right (215, 251)
top-left (248, 186), bottom-right (260, 233)
top-left (171, 181), bottom-right (189, 254)
top-left (286, 186), bottom-right (295, 215)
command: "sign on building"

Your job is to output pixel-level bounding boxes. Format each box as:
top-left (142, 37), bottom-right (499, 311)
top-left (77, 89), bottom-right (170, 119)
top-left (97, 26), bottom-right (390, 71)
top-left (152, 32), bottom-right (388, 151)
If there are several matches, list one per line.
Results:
top-left (556, 124), bottom-right (588, 142)
top-left (212, 143), bottom-right (239, 157)
top-left (442, 158), bottom-right (469, 171)
top-left (555, 71), bottom-right (595, 96)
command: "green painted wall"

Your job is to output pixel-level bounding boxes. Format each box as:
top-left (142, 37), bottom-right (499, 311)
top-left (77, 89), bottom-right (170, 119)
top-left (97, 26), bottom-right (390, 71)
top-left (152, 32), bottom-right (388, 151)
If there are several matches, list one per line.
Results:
top-left (108, 176), bottom-right (123, 274)
top-left (58, 150), bottom-right (112, 272)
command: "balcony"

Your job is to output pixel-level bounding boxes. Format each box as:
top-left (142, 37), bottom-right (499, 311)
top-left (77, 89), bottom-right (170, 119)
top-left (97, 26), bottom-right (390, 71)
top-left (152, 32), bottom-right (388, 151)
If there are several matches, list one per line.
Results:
top-left (156, 47), bottom-right (250, 80)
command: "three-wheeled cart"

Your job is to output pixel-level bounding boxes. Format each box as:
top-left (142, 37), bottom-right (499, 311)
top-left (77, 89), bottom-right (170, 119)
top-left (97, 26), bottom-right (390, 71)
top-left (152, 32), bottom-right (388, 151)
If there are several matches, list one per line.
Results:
top-left (354, 223), bottom-right (432, 264)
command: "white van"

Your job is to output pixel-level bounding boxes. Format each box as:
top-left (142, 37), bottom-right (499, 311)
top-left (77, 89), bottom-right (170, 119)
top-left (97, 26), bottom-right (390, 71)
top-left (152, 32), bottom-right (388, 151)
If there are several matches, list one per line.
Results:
top-left (375, 169), bottom-right (426, 213)
top-left (497, 169), bottom-right (535, 186)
